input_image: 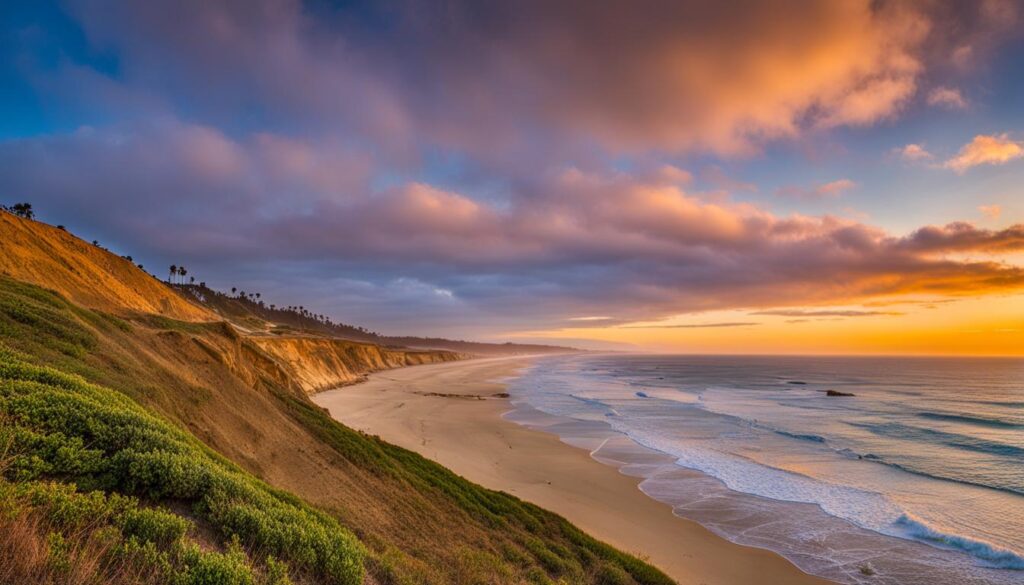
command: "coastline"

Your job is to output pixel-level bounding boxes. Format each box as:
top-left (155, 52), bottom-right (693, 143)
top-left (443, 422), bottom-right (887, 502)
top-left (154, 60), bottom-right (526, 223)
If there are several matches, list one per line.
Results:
top-left (313, 356), bottom-right (833, 585)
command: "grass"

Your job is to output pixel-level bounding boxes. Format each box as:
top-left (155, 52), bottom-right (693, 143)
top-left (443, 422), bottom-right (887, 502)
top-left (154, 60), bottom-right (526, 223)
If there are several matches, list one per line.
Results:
top-left (0, 275), bottom-right (674, 584)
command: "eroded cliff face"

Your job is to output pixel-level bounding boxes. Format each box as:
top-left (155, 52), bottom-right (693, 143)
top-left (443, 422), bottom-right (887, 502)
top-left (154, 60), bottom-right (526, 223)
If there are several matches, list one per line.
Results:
top-left (250, 336), bottom-right (463, 394)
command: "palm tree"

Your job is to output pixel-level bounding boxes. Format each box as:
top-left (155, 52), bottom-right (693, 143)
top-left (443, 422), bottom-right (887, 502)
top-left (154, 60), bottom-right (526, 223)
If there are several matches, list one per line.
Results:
top-left (169, 265), bottom-right (177, 283)
top-left (178, 266), bottom-right (187, 283)
top-left (231, 287), bottom-right (237, 295)
top-left (190, 276), bottom-right (195, 284)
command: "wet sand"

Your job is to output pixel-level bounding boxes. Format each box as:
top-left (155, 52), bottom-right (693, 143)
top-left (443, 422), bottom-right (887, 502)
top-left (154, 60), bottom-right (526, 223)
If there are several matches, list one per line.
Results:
top-left (313, 357), bottom-right (833, 585)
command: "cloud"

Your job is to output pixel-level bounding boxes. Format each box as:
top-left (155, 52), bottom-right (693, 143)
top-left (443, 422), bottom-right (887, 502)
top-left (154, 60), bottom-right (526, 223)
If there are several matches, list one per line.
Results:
top-left (895, 143), bottom-right (933, 161)
top-left (48, 0), bottom-right (1018, 161)
top-left (944, 133), bottom-right (1024, 173)
top-left (899, 221), bottom-right (1024, 253)
top-left (3, 123), bottom-right (1023, 333)
top-left (979, 205), bottom-right (1002, 220)
top-left (751, 310), bottom-right (902, 317)
top-left (927, 86), bottom-right (968, 109)
top-left (777, 179), bottom-right (856, 200)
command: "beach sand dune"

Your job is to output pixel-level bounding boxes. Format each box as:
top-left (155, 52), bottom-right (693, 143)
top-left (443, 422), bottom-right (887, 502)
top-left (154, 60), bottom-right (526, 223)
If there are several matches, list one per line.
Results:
top-left (314, 357), bottom-right (833, 585)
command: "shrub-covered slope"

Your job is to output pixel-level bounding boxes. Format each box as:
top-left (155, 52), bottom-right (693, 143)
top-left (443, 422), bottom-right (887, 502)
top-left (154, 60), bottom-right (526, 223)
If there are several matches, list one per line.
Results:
top-left (0, 276), bottom-right (673, 584)
top-left (0, 347), bottom-right (362, 584)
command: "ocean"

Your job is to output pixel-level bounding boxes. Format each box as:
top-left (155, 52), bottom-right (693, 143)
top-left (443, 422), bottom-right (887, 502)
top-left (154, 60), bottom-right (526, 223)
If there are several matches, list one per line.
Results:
top-left (504, 354), bottom-right (1024, 585)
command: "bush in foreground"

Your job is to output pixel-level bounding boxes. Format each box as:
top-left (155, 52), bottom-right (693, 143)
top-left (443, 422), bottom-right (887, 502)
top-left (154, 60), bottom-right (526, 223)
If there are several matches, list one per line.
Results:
top-left (0, 346), bottom-right (363, 584)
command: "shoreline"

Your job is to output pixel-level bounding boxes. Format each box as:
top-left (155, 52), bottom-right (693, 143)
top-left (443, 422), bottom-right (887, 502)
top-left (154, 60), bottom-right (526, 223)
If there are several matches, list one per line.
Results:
top-left (313, 356), bottom-right (833, 585)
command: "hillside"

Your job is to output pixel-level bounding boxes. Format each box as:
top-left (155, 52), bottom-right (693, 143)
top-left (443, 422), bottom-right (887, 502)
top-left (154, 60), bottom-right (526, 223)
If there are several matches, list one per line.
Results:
top-left (0, 212), bottom-right (215, 322)
top-left (0, 211), bottom-right (672, 585)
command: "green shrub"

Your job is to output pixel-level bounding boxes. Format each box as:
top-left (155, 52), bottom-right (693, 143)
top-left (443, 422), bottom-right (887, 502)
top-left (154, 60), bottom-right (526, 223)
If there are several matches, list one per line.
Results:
top-left (121, 506), bottom-right (191, 547)
top-left (263, 556), bottom-right (293, 585)
top-left (595, 563), bottom-right (632, 585)
top-left (0, 348), bottom-right (364, 584)
top-left (174, 540), bottom-right (254, 585)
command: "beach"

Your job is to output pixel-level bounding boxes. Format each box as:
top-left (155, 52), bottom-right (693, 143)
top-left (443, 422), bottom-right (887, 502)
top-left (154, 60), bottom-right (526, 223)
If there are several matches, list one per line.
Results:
top-left (313, 356), bottom-right (832, 585)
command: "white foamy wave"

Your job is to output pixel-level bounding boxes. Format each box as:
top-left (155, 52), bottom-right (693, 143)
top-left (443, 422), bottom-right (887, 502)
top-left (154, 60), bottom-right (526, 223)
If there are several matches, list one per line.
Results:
top-left (895, 514), bottom-right (1024, 570)
top-left (611, 423), bottom-right (903, 534)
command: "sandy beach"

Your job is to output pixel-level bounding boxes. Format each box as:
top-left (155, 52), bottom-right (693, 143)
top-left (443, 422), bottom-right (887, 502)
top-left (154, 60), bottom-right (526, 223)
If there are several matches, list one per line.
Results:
top-left (314, 356), bottom-right (832, 585)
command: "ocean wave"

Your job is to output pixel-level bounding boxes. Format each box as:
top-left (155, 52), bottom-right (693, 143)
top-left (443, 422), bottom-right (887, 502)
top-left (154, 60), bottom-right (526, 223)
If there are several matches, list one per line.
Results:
top-left (771, 428), bottom-right (828, 443)
top-left (917, 411), bottom-right (1023, 430)
top-left (849, 421), bottom-right (1024, 458)
top-left (851, 453), bottom-right (1024, 497)
top-left (629, 424), bottom-right (1024, 572)
top-left (895, 514), bottom-right (1024, 570)
top-left (989, 401), bottom-right (1024, 409)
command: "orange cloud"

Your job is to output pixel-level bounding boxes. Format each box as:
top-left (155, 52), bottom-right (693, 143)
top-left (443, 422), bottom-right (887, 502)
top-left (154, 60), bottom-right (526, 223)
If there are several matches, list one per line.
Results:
top-left (944, 133), bottom-right (1024, 173)
top-left (979, 205), bottom-right (1002, 220)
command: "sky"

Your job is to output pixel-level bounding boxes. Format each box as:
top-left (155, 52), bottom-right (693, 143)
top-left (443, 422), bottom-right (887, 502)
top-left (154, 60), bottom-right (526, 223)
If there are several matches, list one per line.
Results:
top-left (1, 0), bottom-right (1023, 355)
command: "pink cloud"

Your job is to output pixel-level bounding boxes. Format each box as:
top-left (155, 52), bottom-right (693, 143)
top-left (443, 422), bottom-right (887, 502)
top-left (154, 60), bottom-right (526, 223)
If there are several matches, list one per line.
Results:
top-left (926, 87), bottom-right (969, 109)
top-left (7, 123), bottom-right (1022, 327)
top-left (895, 143), bottom-right (933, 162)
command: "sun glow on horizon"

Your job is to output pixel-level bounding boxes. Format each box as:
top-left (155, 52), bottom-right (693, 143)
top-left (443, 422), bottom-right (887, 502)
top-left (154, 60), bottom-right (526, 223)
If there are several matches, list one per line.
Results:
top-left (512, 294), bottom-right (1024, 356)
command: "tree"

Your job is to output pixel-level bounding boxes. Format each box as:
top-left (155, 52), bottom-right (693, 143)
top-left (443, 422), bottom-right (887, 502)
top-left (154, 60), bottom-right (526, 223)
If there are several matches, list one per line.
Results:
top-left (9, 203), bottom-right (34, 219)
top-left (190, 276), bottom-right (195, 284)
top-left (231, 287), bottom-right (237, 295)
top-left (255, 293), bottom-right (261, 300)
top-left (169, 265), bottom-right (177, 283)
top-left (178, 266), bottom-right (187, 283)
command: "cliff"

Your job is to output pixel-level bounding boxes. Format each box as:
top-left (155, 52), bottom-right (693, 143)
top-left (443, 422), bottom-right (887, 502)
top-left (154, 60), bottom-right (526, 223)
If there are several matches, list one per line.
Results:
top-left (251, 336), bottom-right (463, 393)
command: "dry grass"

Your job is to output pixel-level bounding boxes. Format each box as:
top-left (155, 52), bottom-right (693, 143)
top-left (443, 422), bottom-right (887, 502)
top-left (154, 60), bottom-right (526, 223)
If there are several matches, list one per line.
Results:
top-left (0, 436), bottom-right (156, 585)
